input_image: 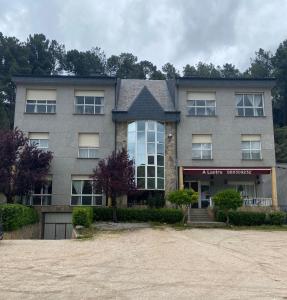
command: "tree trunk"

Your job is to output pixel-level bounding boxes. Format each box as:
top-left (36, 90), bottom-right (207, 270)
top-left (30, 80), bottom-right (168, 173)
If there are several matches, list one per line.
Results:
top-left (6, 194), bottom-right (13, 204)
top-left (111, 196), bottom-right (117, 223)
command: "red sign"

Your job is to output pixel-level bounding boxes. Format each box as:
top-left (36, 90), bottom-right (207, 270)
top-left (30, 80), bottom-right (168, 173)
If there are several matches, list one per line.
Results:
top-left (183, 167), bottom-right (271, 175)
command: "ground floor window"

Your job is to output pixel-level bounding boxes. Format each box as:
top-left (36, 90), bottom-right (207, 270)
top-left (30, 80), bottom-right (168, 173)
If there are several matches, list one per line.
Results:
top-left (71, 179), bottom-right (103, 206)
top-left (228, 182), bottom-right (256, 198)
top-left (23, 180), bottom-right (52, 205)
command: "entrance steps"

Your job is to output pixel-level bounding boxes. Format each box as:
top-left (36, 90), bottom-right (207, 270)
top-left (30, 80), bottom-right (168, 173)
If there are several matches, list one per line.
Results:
top-left (188, 208), bottom-right (212, 222)
top-left (187, 208), bottom-right (226, 227)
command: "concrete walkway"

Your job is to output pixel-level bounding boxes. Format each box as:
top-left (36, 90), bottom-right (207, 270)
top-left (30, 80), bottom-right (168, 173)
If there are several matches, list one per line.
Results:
top-left (1, 228), bottom-right (287, 299)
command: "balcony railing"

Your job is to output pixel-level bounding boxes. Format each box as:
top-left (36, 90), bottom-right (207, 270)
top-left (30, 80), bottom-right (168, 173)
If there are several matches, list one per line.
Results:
top-left (243, 198), bottom-right (272, 207)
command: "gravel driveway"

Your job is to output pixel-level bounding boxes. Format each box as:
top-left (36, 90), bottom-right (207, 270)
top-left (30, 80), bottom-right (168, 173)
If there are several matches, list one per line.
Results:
top-left (1, 228), bottom-right (287, 299)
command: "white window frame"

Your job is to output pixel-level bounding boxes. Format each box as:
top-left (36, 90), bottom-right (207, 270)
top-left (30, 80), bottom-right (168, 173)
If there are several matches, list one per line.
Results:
top-left (25, 100), bottom-right (56, 113)
top-left (241, 140), bottom-right (262, 160)
top-left (71, 179), bottom-right (103, 206)
top-left (29, 139), bottom-right (49, 151)
top-left (236, 93), bottom-right (265, 117)
top-left (78, 147), bottom-right (99, 159)
top-left (187, 100), bottom-right (216, 116)
top-left (25, 180), bottom-right (52, 206)
top-left (192, 143), bottom-right (213, 160)
top-left (74, 96), bottom-right (104, 114)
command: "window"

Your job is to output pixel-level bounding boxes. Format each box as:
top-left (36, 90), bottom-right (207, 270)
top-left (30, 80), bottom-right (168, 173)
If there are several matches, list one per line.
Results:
top-left (78, 133), bottom-right (99, 158)
top-left (29, 133), bottom-right (49, 151)
top-left (71, 177), bottom-right (103, 206)
top-left (241, 135), bottom-right (262, 160)
top-left (228, 181), bottom-right (256, 198)
top-left (128, 121), bottom-right (165, 190)
top-left (192, 135), bottom-right (212, 160)
top-left (236, 93), bottom-right (264, 117)
top-left (75, 91), bottom-right (104, 114)
top-left (25, 89), bottom-right (56, 113)
top-left (23, 180), bottom-right (52, 206)
top-left (187, 92), bottom-right (216, 116)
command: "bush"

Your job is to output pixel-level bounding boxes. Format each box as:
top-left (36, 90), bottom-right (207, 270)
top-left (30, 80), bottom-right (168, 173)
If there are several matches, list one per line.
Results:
top-left (167, 189), bottom-right (198, 207)
top-left (215, 210), bottom-right (227, 222)
top-left (93, 207), bottom-right (183, 224)
top-left (269, 211), bottom-right (286, 225)
top-left (0, 204), bottom-right (38, 231)
top-left (228, 211), bottom-right (266, 226)
top-left (72, 207), bottom-right (93, 227)
top-left (213, 189), bottom-right (243, 211)
top-left (147, 195), bottom-right (165, 208)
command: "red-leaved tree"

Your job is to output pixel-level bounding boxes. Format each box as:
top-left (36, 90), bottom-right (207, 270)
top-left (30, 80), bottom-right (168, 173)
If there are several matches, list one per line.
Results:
top-left (0, 128), bottom-right (53, 203)
top-left (92, 148), bottom-right (136, 222)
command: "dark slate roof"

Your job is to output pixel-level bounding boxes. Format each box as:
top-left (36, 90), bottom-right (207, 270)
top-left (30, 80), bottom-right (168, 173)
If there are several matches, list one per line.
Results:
top-left (113, 79), bottom-right (179, 122)
top-left (177, 77), bottom-right (276, 88)
top-left (12, 75), bottom-right (116, 86)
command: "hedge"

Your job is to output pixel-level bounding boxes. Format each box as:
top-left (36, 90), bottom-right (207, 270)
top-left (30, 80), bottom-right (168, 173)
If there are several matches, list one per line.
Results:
top-left (215, 210), bottom-right (287, 226)
top-left (72, 207), bottom-right (93, 227)
top-left (0, 204), bottom-right (39, 231)
top-left (93, 207), bottom-right (183, 224)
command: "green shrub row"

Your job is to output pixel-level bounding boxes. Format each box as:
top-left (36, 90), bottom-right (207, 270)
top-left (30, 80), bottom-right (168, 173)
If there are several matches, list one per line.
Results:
top-left (0, 204), bottom-right (39, 231)
top-left (215, 210), bottom-right (286, 226)
top-left (72, 207), bottom-right (93, 227)
top-left (93, 207), bottom-right (183, 224)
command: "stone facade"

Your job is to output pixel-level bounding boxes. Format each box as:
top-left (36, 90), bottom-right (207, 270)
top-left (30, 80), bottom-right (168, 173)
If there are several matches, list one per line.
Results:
top-left (165, 122), bottom-right (177, 195)
top-left (116, 122), bottom-right (128, 150)
top-left (4, 223), bottom-right (40, 240)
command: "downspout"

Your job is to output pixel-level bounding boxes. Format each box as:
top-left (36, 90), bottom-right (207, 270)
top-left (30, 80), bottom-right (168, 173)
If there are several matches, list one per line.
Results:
top-left (175, 79), bottom-right (179, 190)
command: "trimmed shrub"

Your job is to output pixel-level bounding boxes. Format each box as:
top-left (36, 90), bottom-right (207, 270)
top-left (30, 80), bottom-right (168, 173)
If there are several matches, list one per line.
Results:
top-left (228, 211), bottom-right (266, 226)
top-left (269, 211), bottom-right (286, 225)
top-left (72, 207), bottom-right (93, 227)
top-left (167, 189), bottom-right (198, 207)
top-left (93, 207), bottom-right (183, 224)
top-left (147, 195), bottom-right (165, 209)
top-left (213, 189), bottom-right (243, 211)
top-left (0, 204), bottom-right (38, 231)
top-left (215, 210), bottom-right (227, 223)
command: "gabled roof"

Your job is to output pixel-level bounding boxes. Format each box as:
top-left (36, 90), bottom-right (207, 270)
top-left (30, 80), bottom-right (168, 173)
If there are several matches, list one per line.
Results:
top-left (113, 79), bottom-right (179, 122)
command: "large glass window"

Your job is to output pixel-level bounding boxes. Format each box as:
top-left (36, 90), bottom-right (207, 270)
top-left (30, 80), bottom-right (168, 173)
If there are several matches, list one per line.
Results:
top-left (71, 179), bottom-right (103, 205)
top-left (236, 93), bottom-right (264, 117)
top-left (128, 121), bottom-right (165, 190)
top-left (192, 135), bottom-right (212, 160)
top-left (241, 135), bottom-right (262, 160)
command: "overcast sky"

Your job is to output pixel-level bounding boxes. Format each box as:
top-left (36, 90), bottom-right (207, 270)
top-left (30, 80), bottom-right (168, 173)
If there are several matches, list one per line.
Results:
top-left (1, 0), bottom-right (287, 72)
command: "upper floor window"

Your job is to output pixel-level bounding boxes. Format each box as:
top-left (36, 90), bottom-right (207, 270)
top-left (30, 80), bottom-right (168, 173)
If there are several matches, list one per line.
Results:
top-left (78, 133), bottom-right (99, 158)
top-left (71, 177), bottom-right (103, 206)
top-left (25, 89), bottom-right (56, 113)
top-left (187, 92), bottom-right (216, 116)
top-left (241, 135), bottom-right (262, 160)
top-left (29, 132), bottom-right (49, 151)
top-left (75, 91), bottom-right (104, 114)
top-left (236, 93), bottom-right (264, 117)
top-left (192, 134), bottom-right (212, 160)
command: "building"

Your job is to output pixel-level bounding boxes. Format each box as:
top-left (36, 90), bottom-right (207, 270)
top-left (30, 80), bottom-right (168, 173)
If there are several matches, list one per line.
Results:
top-left (12, 75), bottom-right (278, 236)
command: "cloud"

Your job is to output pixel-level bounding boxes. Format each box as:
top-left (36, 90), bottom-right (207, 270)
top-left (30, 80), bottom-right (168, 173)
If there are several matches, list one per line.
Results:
top-left (0, 0), bottom-right (287, 72)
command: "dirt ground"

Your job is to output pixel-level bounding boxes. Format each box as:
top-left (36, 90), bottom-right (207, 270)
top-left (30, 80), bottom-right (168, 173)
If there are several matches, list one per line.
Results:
top-left (1, 228), bottom-right (287, 300)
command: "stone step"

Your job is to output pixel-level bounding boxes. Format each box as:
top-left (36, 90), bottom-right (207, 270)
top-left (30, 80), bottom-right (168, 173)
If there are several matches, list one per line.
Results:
top-left (188, 208), bottom-right (212, 222)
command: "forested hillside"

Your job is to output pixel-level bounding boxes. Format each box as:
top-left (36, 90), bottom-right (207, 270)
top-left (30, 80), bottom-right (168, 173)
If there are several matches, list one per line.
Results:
top-left (0, 33), bottom-right (286, 161)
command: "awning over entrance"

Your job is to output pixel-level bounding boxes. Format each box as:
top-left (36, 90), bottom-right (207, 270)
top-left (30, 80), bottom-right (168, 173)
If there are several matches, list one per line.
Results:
top-left (183, 167), bottom-right (272, 175)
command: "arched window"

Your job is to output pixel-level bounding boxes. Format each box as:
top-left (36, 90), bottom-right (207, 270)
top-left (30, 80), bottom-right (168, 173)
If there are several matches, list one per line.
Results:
top-left (128, 121), bottom-right (165, 190)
